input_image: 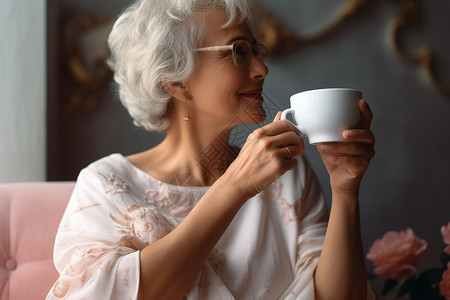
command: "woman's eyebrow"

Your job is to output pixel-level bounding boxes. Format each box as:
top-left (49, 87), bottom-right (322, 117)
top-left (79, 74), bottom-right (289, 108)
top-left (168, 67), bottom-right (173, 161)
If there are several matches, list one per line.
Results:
top-left (225, 36), bottom-right (258, 45)
top-left (226, 36), bottom-right (247, 44)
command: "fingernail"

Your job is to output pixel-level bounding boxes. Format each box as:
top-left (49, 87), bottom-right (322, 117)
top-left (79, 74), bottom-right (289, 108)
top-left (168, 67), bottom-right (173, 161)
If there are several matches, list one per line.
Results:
top-left (320, 144), bottom-right (331, 151)
top-left (273, 111), bottom-right (281, 121)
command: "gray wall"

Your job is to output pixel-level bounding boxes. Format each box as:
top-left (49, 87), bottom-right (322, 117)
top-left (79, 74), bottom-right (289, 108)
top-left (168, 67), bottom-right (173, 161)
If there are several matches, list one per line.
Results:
top-left (50, 0), bottom-right (450, 275)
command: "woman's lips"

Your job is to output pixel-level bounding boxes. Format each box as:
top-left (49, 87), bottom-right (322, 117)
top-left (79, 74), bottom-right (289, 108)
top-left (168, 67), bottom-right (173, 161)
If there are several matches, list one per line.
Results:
top-left (240, 89), bottom-right (263, 100)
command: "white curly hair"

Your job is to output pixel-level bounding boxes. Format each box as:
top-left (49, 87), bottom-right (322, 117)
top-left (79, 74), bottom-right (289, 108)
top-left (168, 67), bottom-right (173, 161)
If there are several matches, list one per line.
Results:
top-left (107, 0), bottom-right (266, 132)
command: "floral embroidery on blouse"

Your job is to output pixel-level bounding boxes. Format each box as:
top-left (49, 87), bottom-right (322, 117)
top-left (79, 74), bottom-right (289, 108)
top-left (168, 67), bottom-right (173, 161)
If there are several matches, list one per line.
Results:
top-left (52, 278), bottom-right (71, 298)
top-left (99, 173), bottom-right (130, 194)
top-left (52, 238), bottom-right (138, 299)
top-left (262, 181), bottom-right (299, 224)
top-left (277, 198), bottom-right (298, 224)
top-left (109, 203), bottom-right (174, 244)
top-left (72, 203), bottom-right (102, 215)
top-left (144, 178), bottom-right (196, 218)
top-left (208, 247), bottom-right (226, 272)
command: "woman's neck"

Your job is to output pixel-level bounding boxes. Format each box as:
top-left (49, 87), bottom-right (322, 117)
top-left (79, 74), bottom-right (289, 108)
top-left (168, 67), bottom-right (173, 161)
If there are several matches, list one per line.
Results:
top-left (167, 118), bottom-right (239, 185)
top-left (128, 118), bottom-right (239, 187)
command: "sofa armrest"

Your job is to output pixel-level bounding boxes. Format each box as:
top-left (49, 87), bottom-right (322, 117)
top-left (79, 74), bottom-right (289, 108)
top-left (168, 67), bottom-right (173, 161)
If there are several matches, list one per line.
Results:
top-left (0, 182), bottom-right (75, 300)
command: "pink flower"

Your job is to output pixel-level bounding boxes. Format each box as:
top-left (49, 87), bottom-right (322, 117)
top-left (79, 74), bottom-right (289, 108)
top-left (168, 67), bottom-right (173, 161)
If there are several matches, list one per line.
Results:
top-left (366, 228), bottom-right (428, 280)
top-left (440, 263), bottom-right (450, 300)
top-left (442, 222), bottom-right (450, 255)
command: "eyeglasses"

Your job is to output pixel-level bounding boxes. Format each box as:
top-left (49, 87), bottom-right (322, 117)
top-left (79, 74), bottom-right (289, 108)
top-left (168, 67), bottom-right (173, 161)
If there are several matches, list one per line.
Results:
top-left (195, 40), bottom-right (268, 70)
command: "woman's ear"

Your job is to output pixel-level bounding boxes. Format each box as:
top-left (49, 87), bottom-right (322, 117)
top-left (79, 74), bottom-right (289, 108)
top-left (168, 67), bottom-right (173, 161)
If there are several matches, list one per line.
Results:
top-left (164, 82), bottom-right (192, 103)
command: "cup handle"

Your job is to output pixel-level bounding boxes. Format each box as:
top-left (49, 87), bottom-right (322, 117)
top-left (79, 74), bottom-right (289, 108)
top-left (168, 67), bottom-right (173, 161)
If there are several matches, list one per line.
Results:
top-left (280, 108), bottom-right (307, 137)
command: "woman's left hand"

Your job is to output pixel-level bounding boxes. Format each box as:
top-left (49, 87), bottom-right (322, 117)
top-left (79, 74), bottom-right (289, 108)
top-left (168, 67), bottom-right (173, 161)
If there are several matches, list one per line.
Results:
top-left (317, 99), bottom-right (375, 197)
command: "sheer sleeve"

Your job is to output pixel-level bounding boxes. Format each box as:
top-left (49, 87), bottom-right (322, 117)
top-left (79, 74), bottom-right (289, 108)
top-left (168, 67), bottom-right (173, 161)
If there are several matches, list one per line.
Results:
top-left (46, 168), bottom-right (144, 300)
top-left (278, 157), bottom-right (328, 299)
top-left (280, 157), bottom-right (376, 300)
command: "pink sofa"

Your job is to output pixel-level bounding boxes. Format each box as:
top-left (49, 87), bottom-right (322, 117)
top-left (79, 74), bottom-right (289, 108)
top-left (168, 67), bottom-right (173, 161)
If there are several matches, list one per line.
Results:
top-left (0, 182), bottom-right (75, 300)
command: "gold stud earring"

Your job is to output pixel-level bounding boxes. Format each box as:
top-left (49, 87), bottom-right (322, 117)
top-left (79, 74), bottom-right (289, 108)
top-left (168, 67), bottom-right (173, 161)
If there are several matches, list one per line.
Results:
top-left (184, 101), bottom-right (191, 122)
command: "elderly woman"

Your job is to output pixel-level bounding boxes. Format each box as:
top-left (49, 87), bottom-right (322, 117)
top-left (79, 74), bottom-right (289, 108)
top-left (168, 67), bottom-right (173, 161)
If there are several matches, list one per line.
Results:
top-left (48, 0), bottom-right (376, 299)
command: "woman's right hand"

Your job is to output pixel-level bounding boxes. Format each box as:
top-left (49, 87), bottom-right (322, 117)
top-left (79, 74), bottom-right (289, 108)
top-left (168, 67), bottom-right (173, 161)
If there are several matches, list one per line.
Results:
top-left (222, 112), bottom-right (305, 199)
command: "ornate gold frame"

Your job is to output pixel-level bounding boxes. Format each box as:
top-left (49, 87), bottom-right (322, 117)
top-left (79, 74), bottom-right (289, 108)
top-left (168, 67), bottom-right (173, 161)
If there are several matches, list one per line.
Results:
top-left (391, 0), bottom-right (450, 94)
top-left (62, 14), bottom-right (114, 112)
top-left (258, 0), bottom-right (450, 95)
top-left (258, 0), bottom-right (368, 53)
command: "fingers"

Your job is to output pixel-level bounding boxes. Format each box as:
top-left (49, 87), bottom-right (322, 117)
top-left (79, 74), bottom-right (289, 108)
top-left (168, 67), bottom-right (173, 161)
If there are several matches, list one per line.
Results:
top-left (227, 114), bottom-right (303, 198)
top-left (318, 142), bottom-right (375, 158)
top-left (343, 100), bottom-right (375, 145)
top-left (273, 111), bottom-right (282, 122)
top-left (250, 110), bottom-right (298, 138)
top-left (270, 130), bottom-right (303, 148)
top-left (280, 144), bottom-right (303, 160)
top-left (244, 114), bottom-right (305, 161)
top-left (250, 130), bottom-right (305, 159)
top-left (313, 100), bottom-right (375, 193)
top-left (254, 118), bottom-right (300, 137)
top-left (358, 99), bottom-right (373, 130)
top-left (343, 129), bottom-right (375, 145)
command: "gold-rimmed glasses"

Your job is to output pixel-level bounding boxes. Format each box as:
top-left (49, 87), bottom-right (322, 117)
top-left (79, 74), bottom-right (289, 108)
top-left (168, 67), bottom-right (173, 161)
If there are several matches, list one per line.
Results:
top-left (195, 40), bottom-right (268, 70)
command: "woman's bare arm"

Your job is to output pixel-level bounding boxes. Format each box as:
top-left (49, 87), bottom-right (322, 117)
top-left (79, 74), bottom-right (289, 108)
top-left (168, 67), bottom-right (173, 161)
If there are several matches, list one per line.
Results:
top-left (314, 100), bottom-right (375, 300)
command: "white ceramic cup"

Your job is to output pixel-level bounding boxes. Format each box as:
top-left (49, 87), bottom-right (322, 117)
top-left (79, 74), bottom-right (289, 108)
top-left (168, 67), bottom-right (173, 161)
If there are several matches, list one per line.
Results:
top-left (281, 88), bottom-right (362, 144)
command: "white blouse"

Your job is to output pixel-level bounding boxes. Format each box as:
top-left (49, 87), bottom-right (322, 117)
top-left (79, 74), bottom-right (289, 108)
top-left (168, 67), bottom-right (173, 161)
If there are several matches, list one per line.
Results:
top-left (47, 153), bottom-right (370, 299)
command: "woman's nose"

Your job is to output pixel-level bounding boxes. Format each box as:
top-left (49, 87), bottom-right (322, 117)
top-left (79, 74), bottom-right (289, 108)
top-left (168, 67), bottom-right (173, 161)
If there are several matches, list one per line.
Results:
top-left (248, 56), bottom-right (268, 81)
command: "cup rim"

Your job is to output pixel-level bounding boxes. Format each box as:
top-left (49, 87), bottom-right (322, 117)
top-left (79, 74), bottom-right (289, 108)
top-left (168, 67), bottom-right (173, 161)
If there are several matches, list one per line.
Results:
top-left (291, 88), bottom-right (361, 98)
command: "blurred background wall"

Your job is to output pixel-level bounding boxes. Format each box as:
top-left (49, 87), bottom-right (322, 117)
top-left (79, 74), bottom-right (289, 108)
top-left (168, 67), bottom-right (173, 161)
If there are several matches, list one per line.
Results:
top-left (4, 0), bottom-right (448, 284)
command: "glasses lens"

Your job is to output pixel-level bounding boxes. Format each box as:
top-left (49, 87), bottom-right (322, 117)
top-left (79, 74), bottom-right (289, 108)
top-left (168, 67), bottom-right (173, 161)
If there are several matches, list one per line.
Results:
top-left (233, 42), bottom-right (251, 69)
top-left (253, 44), bottom-right (268, 62)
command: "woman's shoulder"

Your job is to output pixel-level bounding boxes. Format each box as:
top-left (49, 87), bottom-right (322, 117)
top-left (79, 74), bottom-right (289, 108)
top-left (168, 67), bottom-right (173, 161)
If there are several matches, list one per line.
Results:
top-left (81, 153), bottom-right (129, 175)
top-left (76, 153), bottom-right (144, 187)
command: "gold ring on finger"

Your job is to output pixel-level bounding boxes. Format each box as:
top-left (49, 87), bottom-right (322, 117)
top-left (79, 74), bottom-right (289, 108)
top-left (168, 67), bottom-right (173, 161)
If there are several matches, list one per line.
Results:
top-left (285, 146), bottom-right (292, 159)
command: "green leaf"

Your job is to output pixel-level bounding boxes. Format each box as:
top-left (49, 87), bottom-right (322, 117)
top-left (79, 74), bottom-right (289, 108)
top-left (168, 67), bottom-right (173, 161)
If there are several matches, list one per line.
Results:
top-left (381, 279), bottom-right (398, 296)
top-left (398, 277), bottom-right (415, 298)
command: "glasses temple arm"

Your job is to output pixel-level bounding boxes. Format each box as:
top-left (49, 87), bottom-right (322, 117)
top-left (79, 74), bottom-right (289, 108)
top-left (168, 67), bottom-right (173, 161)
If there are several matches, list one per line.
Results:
top-left (195, 45), bottom-right (234, 52)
